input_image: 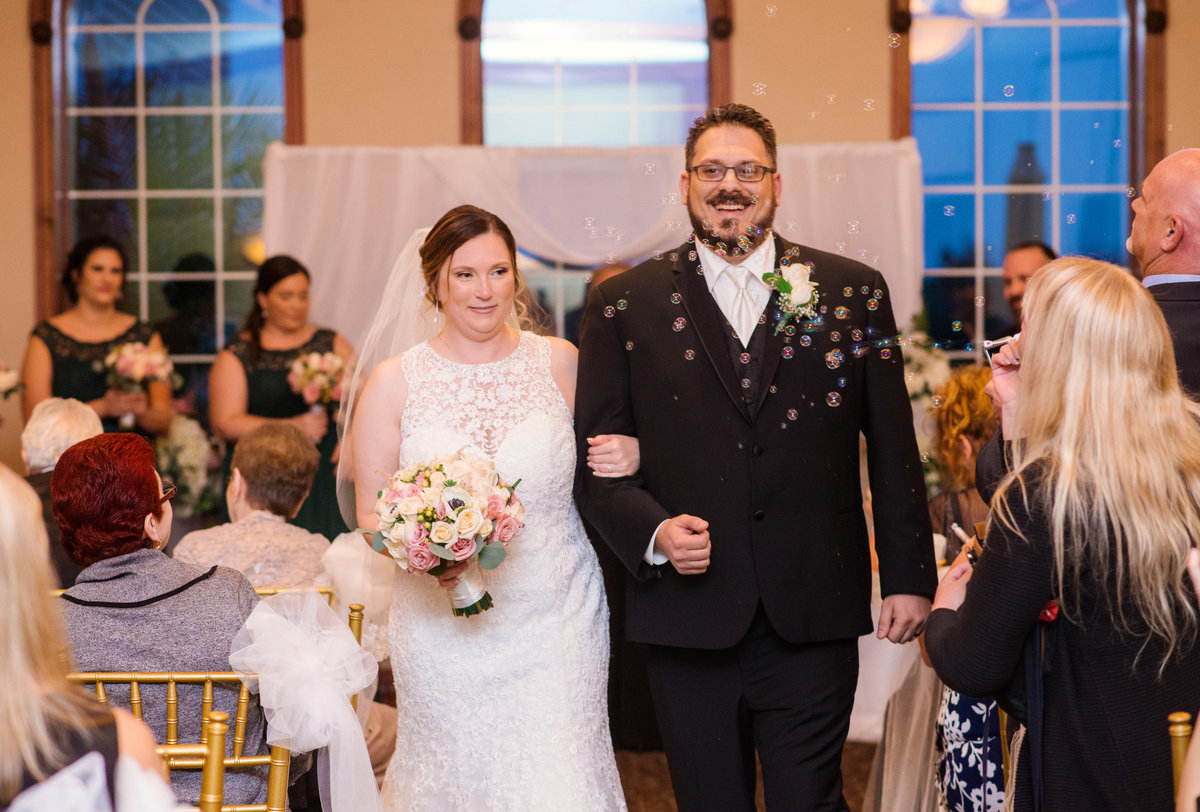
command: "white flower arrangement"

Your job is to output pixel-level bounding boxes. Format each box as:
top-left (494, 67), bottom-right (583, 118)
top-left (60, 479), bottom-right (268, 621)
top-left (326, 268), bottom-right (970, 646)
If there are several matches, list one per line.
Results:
top-left (155, 415), bottom-right (220, 518)
top-left (899, 330), bottom-right (952, 495)
top-left (762, 255), bottom-right (819, 335)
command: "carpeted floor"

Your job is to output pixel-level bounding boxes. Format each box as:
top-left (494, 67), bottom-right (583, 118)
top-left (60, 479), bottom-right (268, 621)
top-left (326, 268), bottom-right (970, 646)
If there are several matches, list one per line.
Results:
top-left (615, 742), bottom-right (877, 811)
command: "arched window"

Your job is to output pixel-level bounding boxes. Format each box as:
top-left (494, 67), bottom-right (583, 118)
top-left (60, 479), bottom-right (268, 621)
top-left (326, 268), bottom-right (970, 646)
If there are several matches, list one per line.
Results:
top-left (890, 0), bottom-right (1162, 356)
top-left (458, 0), bottom-right (731, 145)
top-left (31, 0), bottom-right (302, 416)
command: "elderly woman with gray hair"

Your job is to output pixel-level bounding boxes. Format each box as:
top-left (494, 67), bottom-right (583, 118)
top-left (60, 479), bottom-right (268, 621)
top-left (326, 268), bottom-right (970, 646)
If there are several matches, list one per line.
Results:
top-left (21, 397), bottom-right (103, 586)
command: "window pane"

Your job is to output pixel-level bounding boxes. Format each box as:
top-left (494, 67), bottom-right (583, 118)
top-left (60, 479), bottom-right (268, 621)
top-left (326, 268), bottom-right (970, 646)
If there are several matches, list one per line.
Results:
top-left (983, 192), bottom-right (1051, 261)
top-left (222, 113), bottom-right (283, 188)
top-left (224, 279), bottom-right (257, 334)
top-left (1057, 192), bottom-right (1129, 263)
top-left (212, 0), bottom-right (283, 24)
top-left (1058, 0), bottom-right (1125, 17)
top-left (70, 33), bottom-right (136, 108)
top-left (981, 276), bottom-right (1012, 339)
top-left (637, 108), bottom-right (704, 146)
top-left (221, 31), bottom-right (285, 107)
top-left (71, 116), bottom-right (137, 190)
top-left (562, 64), bottom-right (631, 106)
top-left (924, 195), bottom-right (975, 269)
top-left (485, 62), bottom-right (557, 108)
top-left (562, 110), bottom-right (630, 147)
top-left (911, 23), bottom-right (974, 104)
top-left (147, 198), bottom-right (216, 272)
top-left (223, 198), bottom-right (264, 271)
top-left (120, 278), bottom-right (142, 315)
top-left (71, 199), bottom-right (139, 269)
top-left (149, 279), bottom-right (219, 353)
top-left (486, 111), bottom-right (559, 146)
top-left (1061, 26), bottom-right (1127, 102)
top-left (913, 111), bottom-right (974, 186)
top-left (145, 33), bottom-right (213, 107)
top-left (982, 27), bottom-right (1051, 103)
top-left (1060, 110), bottom-right (1129, 185)
top-left (982, 112), bottom-right (1051, 186)
top-left (146, 115), bottom-right (214, 189)
top-left (1005, 0), bottom-right (1052, 18)
top-left (637, 61), bottom-right (707, 106)
top-left (921, 276), bottom-right (979, 349)
top-left (144, 0), bottom-right (213, 25)
top-left (70, 0), bottom-right (142, 25)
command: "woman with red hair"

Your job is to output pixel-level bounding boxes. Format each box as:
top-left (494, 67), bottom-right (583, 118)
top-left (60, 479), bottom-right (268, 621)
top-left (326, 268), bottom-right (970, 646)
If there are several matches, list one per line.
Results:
top-left (54, 433), bottom-right (273, 807)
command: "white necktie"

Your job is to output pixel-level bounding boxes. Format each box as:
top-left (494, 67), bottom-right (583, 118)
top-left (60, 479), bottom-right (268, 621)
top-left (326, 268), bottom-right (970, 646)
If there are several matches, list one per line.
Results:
top-left (729, 265), bottom-right (758, 347)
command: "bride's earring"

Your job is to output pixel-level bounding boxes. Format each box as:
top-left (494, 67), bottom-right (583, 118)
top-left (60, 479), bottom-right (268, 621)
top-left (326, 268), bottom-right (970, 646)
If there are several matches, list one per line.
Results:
top-left (433, 300), bottom-right (440, 324)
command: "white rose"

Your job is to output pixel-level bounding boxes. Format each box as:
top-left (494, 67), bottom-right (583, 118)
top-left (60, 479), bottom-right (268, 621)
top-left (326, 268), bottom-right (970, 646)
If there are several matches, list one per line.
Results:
top-left (429, 521), bottom-right (456, 547)
top-left (476, 518), bottom-right (493, 540)
top-left (444, 458), bottom-right (474, 484)
top-left (396, 496), bottom-right (424, 517)
top-left (421, 487), bottom-right (442, 508)
top-left (455, 507), bottom-right (483, 538)
top-left (428, 470), bottom-right (447, 489)
top-left (781, 265), bottom-right (816, 305)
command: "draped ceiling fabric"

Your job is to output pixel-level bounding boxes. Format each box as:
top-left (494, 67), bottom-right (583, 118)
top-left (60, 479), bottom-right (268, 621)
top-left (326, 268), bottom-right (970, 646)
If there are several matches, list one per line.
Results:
top-left (262, 139), bottom-right (924, 351)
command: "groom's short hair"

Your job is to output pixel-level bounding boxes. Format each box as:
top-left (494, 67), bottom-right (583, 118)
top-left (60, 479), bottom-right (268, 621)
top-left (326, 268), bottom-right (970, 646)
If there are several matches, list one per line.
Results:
top-left (685, 104), bottom-right (778, 170)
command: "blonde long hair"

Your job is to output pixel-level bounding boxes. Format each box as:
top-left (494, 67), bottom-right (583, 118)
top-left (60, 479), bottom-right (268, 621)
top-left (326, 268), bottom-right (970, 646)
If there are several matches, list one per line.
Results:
top-left (992, 257), bottom-right (1200, 670)
top-left (0, 464), bottom-right (109, 802)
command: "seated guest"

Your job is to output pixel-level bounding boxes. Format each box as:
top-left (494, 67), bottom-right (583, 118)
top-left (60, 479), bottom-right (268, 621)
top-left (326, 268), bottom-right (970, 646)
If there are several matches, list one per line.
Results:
top-left (54, 433), bottom-right (275, 807)
top-left (174, 423), bottom-right (327, 587)
top-left (925, 257), bottom-right (1200, 811)
top-left (20, 397), bottom-right (103, 586)
top-left (0, 463), bottom-right (169, 810)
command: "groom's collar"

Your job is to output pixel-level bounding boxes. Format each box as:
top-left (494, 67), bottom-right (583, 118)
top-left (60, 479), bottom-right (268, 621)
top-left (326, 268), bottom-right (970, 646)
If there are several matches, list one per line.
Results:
top-left (694, 236), bottom-right (776, 295)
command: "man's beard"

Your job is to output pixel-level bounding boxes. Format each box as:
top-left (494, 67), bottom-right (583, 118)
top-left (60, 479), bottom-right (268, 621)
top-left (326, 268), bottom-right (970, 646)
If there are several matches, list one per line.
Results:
top-left (687, 190), bottom-right (777, 257)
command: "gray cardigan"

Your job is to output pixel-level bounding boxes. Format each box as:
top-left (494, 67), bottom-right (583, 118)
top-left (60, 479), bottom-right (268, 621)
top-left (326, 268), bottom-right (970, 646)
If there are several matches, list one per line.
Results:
top-left (61, 548), bottom-right (269, 806)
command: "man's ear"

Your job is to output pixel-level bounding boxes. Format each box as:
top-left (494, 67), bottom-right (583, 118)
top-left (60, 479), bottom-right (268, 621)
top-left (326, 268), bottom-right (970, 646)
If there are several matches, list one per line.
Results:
top-left (1163, 214), bottom-right (1184, 253)
top-left (229, 467), bottom-right (246, 501)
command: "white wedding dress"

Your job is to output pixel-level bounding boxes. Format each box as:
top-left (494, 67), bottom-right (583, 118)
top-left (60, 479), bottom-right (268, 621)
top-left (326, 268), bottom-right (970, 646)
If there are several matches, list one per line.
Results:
top-left (381, 331), bottom-right (627, 811)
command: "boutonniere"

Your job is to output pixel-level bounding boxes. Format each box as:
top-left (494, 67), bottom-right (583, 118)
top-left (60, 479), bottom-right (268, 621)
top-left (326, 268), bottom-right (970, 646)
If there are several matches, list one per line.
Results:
top-left (762, 257), bottom-right (819, 335)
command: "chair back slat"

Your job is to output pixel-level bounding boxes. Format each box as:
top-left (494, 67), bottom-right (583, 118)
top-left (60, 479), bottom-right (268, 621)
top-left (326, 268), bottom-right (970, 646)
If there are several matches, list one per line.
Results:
top-left (233, 686), bottom-right (251, 758)
top-left (129, 680), bottom-right (141, 719)
top-left (1170, 711), bottom-right (1193, 794)
top-left (167, 679), bottom-right (179, 744)
top-left (201, 680), bottom-right (214, 744)
top-left (95, 680), bottom-right (107, 703)
top-left (198, 711), bottom-right (228, 812)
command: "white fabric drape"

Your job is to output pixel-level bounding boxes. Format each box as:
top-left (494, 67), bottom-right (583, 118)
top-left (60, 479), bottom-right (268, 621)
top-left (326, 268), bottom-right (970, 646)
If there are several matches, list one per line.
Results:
top-left (262, 140), bottom-right (924, 349)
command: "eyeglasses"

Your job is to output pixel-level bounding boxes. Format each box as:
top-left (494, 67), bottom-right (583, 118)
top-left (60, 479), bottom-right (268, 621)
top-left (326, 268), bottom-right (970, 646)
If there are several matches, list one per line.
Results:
top-left (158, 481), bottom-right (177, 505)
top-left (687, 163), bottom-right (775, 183)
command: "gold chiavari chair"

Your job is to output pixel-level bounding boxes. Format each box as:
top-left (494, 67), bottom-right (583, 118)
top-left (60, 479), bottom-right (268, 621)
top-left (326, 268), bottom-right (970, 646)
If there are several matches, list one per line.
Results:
top-left (1170, 711), bottom-right (1193, 795)
top-left (252, 585), bottom-right (334, 604)
top-left (155, 709), bottom-right (229, 812)
top-left (67, 670), bottom-right (291, 812)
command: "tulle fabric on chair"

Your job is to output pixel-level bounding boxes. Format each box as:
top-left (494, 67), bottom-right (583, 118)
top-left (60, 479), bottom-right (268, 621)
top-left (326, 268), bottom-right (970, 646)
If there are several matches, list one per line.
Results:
top-left (229, 590), bottom-right (382, 812)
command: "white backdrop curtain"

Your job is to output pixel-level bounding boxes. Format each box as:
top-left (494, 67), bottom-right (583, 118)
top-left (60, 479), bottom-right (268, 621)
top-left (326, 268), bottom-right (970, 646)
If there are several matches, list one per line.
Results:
top-left (262, 139), bottom-right (924, 350)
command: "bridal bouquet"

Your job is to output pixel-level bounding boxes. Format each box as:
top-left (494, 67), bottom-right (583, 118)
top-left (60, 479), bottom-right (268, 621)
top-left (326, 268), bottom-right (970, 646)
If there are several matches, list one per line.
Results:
top-left (98, 342), bottom-right (176, 429)
top-left (372, 449), bottom-right (524, 617)
top-left (288, 351), bottom-right (347, 406)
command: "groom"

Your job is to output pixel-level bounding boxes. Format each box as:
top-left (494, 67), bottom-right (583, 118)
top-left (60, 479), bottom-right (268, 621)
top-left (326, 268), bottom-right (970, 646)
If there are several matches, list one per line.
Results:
top-left (574, 104), bottom-right (936, 811)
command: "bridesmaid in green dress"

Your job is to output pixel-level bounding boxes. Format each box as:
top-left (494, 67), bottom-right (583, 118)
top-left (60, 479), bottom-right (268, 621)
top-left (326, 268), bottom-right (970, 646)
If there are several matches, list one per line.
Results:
top-left (209, 255), bottom-right (353, 539)
top-left (21, 236), bottom-right (173, 435)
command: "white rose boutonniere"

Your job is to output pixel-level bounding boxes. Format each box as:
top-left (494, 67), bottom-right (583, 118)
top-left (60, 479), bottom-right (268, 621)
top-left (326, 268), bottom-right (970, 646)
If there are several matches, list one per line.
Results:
top-left (762, 257), bottom-right (819, 335)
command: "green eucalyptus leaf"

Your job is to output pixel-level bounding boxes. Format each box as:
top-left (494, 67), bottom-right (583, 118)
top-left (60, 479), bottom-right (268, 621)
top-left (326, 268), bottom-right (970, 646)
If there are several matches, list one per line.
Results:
top-left (371, 531), bottom-right (387, 553)
top-left (429, 543), bottom-right (456, 561)
top-left (478, 543), bottom-right (507, 570)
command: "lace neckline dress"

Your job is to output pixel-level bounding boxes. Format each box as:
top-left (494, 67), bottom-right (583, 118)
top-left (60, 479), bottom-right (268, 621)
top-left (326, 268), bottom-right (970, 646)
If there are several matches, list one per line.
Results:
top-left (381, 331), bottom-right (626, 811)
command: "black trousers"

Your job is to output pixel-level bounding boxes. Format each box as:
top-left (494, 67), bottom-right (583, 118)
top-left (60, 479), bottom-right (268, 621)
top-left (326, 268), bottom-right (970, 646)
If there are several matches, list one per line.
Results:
top-left (647, 606), bottom-right (858, 812)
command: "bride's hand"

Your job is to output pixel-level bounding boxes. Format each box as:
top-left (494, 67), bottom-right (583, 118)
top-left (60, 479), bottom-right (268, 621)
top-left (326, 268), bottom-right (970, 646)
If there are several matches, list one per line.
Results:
top-left (586, 434), bottom-right (639, 478)
top-left (437, 559), bottom-right (471, 589)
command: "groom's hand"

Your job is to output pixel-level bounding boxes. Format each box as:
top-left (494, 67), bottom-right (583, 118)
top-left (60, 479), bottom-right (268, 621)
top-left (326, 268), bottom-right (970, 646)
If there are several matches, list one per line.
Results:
top-left (876, 594), bottom-right (932, 644)
top-left (655, 515), bottom-right (711, 575)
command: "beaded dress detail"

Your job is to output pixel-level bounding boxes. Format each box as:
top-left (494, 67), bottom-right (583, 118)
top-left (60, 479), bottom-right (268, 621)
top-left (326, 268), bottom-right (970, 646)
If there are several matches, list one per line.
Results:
top-left (381, 331), bottom-right (625, 811)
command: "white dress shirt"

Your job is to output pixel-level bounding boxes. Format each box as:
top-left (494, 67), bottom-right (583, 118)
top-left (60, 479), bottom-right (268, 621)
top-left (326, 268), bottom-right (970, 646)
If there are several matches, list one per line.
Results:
top-left (643, 236), bottom-right (777, 565)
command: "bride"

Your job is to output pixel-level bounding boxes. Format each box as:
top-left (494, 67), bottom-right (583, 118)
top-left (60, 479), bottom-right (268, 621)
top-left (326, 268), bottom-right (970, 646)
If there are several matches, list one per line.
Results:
top-left (347, 205), bottom-right (633, 810)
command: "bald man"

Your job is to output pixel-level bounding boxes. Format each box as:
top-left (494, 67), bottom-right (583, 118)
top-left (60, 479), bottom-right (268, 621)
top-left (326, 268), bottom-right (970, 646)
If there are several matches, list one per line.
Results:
top-left (1130, 148), bottom-right (1200, 396)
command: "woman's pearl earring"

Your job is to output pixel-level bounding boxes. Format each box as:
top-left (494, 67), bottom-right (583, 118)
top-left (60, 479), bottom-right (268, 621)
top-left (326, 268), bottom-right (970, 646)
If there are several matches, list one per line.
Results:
top-left (433, 301), bottom-right (440, 324)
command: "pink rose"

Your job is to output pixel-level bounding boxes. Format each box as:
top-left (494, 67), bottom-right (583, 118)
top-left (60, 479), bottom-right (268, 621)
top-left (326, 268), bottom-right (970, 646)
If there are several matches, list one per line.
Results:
top-left (493, 514), bottom-right (521, 545)
top-left (486, 493), bottom-right (506, 519)
top-left (287, 369), bottom-right (301, 389)
top-left (399, 483), bottom-right (421, 499)
top-left (409, 522), bottom-right (428, 543)
top-left (383, 488), bottom-right (402, 503)
top-left (329, 383), bottom-right (343, 402)
top-left (406, 543), bottom-right (439, 573)
top-left (116, 356), bottom-right (135, 377)
top-left (302, 381), bottom-right (321, 404)
top-left (448, 536), bottom-right (477, 561)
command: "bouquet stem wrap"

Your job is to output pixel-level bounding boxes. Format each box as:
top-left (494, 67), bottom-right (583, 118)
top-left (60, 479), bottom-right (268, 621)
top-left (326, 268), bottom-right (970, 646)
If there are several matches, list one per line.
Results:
top-left (229, 591), bottom-right (382, 812)
top-left (447, 556), bottom-right (492, 616)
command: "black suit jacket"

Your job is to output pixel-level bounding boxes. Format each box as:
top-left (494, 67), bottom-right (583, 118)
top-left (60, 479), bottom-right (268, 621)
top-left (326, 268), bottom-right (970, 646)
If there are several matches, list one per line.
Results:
top-left (574, 235), bottom-right (936, 649)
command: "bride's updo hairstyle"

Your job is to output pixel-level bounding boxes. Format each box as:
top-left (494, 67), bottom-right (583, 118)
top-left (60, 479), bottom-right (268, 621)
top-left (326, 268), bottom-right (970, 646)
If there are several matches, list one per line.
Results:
top-left (419, 205), bottom-right (537, 331)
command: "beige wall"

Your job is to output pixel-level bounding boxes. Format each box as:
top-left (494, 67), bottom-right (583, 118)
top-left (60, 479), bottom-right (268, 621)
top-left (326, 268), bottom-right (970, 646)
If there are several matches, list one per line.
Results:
top-left (1, 1), bottom-right (1197, 470)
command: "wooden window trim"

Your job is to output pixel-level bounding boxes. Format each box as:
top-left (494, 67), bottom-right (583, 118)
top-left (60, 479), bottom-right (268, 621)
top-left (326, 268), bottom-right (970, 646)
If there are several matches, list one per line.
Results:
top-left (457, 0), bottom-right (731, 145)
top-left (28, 0), bottom-right (304, 321)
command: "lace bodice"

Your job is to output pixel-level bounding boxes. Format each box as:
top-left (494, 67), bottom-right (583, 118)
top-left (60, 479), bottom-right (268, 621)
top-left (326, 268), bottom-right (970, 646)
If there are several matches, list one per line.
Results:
top-left (400, 331), bottom-right (571, 457)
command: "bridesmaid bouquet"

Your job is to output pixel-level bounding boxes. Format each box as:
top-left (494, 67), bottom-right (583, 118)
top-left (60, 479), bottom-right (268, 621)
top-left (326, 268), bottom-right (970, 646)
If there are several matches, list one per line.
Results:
top-left (99, 342), bottom-right (176, 428)
top-left (371, 449), bottom-right (525, 617)
top-left (288, 351), bottom-right (347, 406)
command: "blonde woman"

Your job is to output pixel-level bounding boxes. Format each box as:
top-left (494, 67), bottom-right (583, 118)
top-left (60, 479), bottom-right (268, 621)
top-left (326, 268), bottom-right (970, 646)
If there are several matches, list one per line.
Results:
top-left (0, 464), bottom-right (164, 809)
top-left (924, 257), bottom-right (1200, 811)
